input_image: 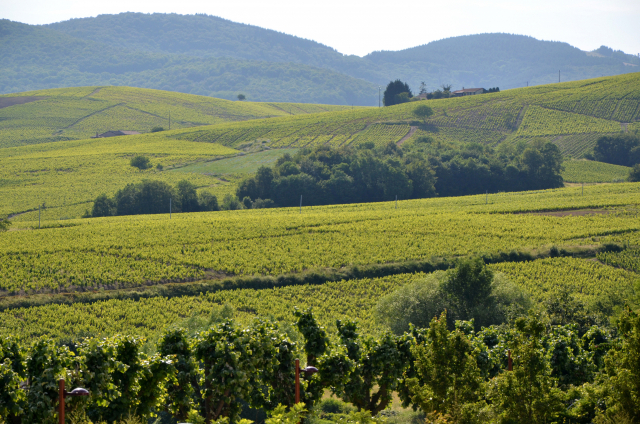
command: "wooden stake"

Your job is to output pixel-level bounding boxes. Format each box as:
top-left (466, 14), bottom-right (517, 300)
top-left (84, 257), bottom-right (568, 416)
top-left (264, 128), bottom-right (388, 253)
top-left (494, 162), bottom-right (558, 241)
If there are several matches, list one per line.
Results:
top-left (59, 379), bottom-right (65, 424)
top-left (295, 358), bottom-right (300, 404)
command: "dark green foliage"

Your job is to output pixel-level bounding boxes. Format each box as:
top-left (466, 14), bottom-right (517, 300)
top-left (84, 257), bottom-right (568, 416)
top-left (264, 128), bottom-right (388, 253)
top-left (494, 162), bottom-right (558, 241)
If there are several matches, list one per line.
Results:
top-left (115, 180), bottom-right (175, 216)
top-left (91, 194), bottom-right (115, 217)
top-left (130, 155), bottom-right (152, 170)
top-left (150, 126), bottom-right (165, 132)
top-left (412, 104), bottom-right (433, 122)
top-left (176, 180), bottom-right (199, 213)
top-left (158, 329), bottom-right (197, 421)
top-left (628, 164), bottom-right (640, 182)
top-left (383, 80), bottom-right (413, 106)
top-left (221, 194), bottom-right (242, 210)
top-left (237, 141), bottom-right (563, 209)
top-left (91, 180), bottom-right (219, 217)
top-left (333, 321), bottom-right (413, 415)
top-left (198, 192), bottom-right (219, 212)
top-left (593, 134), bottom-right (640, 167)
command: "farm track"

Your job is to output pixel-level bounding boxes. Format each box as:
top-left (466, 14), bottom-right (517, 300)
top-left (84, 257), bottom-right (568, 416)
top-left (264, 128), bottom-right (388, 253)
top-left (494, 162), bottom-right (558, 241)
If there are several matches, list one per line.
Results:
top-left (397, 126), bottom-right (418, 145)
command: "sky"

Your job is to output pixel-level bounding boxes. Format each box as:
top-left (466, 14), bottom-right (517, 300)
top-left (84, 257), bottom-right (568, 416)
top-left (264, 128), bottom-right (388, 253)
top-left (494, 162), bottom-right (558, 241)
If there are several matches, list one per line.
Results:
top-left (2, 0), bottom-right (640, 57)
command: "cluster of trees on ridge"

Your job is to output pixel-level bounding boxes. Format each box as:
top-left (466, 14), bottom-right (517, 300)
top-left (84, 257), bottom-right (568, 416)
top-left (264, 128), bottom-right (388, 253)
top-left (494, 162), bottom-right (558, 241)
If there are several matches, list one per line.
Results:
top-left (235, 140), bottom-right (563, 209)
top-left (1, 259), bottom-right (639, 424)
top-left (382, 79), bottom-right (500, 106)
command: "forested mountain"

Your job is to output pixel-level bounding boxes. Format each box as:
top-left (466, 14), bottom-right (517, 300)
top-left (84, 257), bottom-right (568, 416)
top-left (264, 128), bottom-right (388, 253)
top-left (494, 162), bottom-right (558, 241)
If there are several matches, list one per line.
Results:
top-left (2, 13), bottom-right (639, 104)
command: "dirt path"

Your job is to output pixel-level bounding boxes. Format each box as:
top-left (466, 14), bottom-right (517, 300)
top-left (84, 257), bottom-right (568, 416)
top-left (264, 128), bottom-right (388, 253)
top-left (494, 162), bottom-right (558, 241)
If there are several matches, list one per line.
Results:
top-left (397, 126), bottom-right (418, 145)
top-left (85, 87), bottom-right (102, 97)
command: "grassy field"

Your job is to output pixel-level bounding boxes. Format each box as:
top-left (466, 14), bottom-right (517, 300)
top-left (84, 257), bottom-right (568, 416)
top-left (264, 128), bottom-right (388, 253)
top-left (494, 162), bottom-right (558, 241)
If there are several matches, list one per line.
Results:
top-left (173, 148), bottom-right (299, 175)
top-left (0, 86), bottom-right (357, 148)
top-left (562, 160), bottom-right (631, 183)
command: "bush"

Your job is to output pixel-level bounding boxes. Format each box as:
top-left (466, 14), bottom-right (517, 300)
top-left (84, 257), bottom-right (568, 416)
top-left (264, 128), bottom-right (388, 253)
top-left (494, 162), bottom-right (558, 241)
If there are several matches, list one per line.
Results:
top-left (375, 259), bottom-right (531, 333)
top-left (150, 126), bottom-right (164, 132)
top-left (130, 155), bottom-right (151, 170)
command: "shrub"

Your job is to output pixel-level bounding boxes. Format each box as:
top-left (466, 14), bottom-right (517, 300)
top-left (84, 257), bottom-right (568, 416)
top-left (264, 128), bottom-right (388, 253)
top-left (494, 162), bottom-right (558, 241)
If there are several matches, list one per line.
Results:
top-left (130, 155), bottom-right (151, 170)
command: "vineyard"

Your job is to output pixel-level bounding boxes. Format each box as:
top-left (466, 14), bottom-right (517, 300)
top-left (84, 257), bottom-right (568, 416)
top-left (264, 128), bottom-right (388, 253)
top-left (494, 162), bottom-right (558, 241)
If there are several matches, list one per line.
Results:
top-left (2, 183), bottom-right (640, 295)
top-left (0, 86), bottom-right (355, 148)
top-left (562, 160), bottom-right (630, 182)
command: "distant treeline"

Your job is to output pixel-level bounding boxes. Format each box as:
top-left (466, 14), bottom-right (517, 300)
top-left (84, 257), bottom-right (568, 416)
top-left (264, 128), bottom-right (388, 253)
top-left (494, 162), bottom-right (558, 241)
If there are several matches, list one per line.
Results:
top-left (235, 140), bottom-right (564, 208)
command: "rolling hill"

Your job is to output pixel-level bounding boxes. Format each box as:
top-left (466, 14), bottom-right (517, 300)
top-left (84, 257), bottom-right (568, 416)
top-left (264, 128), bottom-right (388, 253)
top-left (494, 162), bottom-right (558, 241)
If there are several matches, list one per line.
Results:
top-left (0, 86), bottom-right (356, 148)
top-left (2, 13), bottom-right (640, 104)
top-left (0, 73), bottom-right (638, 223)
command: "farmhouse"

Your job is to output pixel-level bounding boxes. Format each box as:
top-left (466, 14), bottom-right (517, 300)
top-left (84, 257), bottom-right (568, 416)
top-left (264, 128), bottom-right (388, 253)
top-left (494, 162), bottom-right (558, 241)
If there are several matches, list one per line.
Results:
top-left (451, 88), bottom-right (485, 97)
top-left (91, 130), bottom-right (141, 138)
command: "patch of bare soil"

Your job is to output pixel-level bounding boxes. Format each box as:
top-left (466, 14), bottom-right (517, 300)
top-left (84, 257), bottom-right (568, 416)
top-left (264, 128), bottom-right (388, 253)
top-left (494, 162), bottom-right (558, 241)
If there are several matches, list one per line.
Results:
top-left (526, 209), bottom-right (611, 217)
top-left (397, 126), bottom-right (418, 145)
top-left (0, 96), bottom-right (48, 109)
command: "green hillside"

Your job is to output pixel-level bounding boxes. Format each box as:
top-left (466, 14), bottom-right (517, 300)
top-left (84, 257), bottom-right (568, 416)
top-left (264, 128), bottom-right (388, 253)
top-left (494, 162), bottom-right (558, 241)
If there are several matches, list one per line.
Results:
top-left (562, 160), bottom-right (631, 183)
top-left (0, 86), bottom-right (355, 148)
top-left (3, 14), bottom-right (640, 104)
top-left (0, 73), bottom-right (638, 221)
top-left (162, 73), bottom-right (639, 156)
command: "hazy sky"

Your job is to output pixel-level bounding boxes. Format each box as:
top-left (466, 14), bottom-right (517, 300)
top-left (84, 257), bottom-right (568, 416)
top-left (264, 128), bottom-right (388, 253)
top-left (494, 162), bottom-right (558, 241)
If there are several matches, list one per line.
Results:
top-left (3, 0), bottom-right (639, 57)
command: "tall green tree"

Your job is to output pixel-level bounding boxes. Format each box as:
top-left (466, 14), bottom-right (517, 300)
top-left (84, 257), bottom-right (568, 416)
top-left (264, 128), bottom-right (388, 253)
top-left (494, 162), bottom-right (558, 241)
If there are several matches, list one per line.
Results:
top-left (487, 315), bottom-right (565, 424)
top-left (404, 311), bottom-right (484, 422)
top-left (383, 80), bottom-right (413, 106)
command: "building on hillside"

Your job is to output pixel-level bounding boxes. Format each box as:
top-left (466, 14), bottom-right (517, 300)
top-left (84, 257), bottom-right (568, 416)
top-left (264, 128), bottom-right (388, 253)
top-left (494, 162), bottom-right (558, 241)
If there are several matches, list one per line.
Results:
top-left (416, 93), bottom-right (429, 100)
top-left (91, 130), bottom-right (141, 138)
top-left (451, 88), bottom-right (485, 97)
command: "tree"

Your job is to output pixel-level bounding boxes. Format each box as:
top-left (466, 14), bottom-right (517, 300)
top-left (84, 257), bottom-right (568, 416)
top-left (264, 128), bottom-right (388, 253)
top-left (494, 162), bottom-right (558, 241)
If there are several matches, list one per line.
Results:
top-left (237, 94), bottom-right (246, 101)
top-left (333, 321), bottom-right (412, 415)
top-left (418, 81), bottom-right (427, 95)
top-left (404, 311), bottom-right (484, 422)
top-left (91, 194), bottom-right (115, 217)
top-left (487, 315), bottom-right (565, 423)
top-left (198, 192), bottom-right (219, 211)
top-left (412, 104), bottom-right (434, 123)
top-left (593, 134), bottom-right (640, 166)
top-left (221, 194), bottom-right (242, 210)
top-left (628, 164), bottom-right (640, 182)
top-left (115, 180), bottom-right (175, 215)
top-left (176, 180), bottom-right (199, 213)
top-left (383, 80), bottom-right (413, 106)
top-left (599, 308), bottom-right (640, 420)
top-left (130, 155), bottom-right (152, 170)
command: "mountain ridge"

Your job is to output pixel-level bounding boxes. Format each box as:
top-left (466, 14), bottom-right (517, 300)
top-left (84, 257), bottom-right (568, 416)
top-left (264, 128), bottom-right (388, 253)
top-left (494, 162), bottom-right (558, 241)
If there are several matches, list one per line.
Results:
top-left (2, 13), bottom-right (639, 104)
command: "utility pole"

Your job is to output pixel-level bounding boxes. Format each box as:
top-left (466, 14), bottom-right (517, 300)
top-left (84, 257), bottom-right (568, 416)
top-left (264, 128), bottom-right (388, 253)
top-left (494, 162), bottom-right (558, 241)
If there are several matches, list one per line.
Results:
top-left (378, 86), bottom-right (381, 108)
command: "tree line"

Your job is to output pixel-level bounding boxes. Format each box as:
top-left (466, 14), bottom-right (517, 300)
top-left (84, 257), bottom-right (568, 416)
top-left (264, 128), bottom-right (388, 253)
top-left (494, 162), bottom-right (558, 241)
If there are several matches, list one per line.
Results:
top-left (89, 180), bottom-right (220, 218)
top-left (0, 261), bottom-right (639, 423)
top-left (235, 140), bottom-right (563, 209)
